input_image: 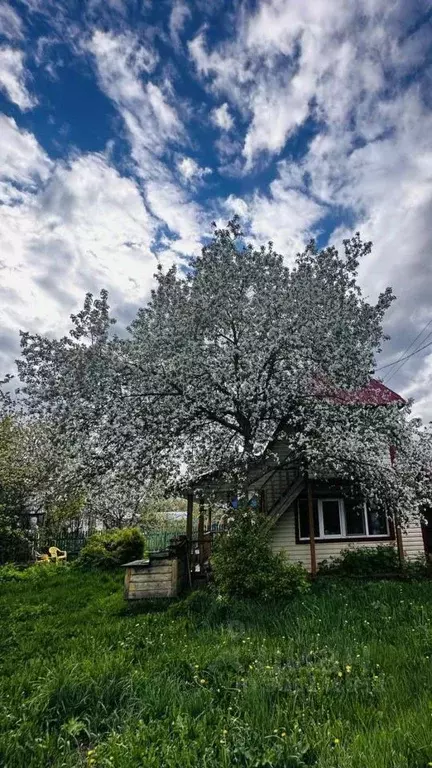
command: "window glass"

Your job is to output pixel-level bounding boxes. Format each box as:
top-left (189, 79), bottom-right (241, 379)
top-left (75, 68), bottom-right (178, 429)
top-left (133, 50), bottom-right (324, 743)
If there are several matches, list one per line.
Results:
top-left (298, 498), bottom-right (319, 539)
top-left (367, 508), bottom-right (388, 535)
top-left (322, 500), bottom-right (341, 536)
top-left (345, 499), bottom-right (366, 535)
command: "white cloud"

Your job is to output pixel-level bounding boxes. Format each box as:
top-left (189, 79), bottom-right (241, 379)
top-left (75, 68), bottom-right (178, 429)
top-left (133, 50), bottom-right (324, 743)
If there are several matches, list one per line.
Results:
top-left (0, 46), bottom-right (36, 110)
top-left (188, 0), bottom-right (416, 168)
top-left (177, 155), bottom-right (211, 183)
top-left (403, 353), bottom-right (432, 423)
top-left (211, 103), bottom-right (234, 131)
top-left (0, 120), bottom-right (169, 377)
top-left (0, 114), bottom-right (52, 189)
top-left (169, 0), bottom-right (191, 49)
top-left (0, 3), bottom-right (24, 40)
top-left (224, 162), bottom-right (325, 256)
top-left (88, 29), bottom-right (182, 176)
top-left (146, 180), bottom-right (204, 256)
top-left (89, 28), bottom-right (205, 257)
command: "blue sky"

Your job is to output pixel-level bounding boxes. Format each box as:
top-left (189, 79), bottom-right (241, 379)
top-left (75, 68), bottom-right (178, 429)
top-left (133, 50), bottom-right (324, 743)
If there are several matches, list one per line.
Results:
top-left (1, 0), bottom-right (432, 417)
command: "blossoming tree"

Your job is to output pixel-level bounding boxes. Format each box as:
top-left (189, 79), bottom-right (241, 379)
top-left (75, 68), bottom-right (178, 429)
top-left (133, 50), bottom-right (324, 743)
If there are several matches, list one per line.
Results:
top-left (11, 220), bottom-right (432, 531)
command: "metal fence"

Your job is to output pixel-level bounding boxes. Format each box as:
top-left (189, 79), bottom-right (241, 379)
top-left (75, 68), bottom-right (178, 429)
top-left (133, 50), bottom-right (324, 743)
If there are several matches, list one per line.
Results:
top-left (35, 534), bottom-right (88, 557)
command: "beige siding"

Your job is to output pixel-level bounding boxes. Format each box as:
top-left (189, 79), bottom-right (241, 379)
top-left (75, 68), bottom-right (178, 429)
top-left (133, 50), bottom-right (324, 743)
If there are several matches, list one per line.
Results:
top-left (401, 521), bottom-right (425, 560)
top-left (270, 504), bottom-right (425, 571)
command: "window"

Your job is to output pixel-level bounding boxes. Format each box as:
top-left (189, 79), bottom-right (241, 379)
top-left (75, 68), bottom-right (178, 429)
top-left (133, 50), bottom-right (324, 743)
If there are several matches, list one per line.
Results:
top-left (297, 497), bottom-right (389, 540)
top-left (367, 508), bottom-right (388, 535)
top-left (321, 499), bottom-right (341, 536)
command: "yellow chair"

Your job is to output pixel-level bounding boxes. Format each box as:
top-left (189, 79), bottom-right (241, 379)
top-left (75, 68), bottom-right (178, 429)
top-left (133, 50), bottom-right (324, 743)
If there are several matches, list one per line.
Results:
top-left (48, 546), bottom-right (67, 563)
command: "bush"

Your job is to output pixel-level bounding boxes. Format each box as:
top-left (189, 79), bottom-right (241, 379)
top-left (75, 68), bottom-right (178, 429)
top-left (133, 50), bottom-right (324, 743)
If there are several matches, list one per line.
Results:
top-left (77, 527), bottom-right (145, 570)
top-left (0, 525), bottom-right (32, 565)
top-left (402, 555), bottom-right (430, 580)
top-left (0, 561), bottom-right (66, 583)
top-left (211, 508), bottom-right (309, 600)
top-left (318, 545), bottom-right (401, 577)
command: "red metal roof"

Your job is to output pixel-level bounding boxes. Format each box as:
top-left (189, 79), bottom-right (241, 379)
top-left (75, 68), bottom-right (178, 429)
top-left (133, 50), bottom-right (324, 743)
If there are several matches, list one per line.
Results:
top-left (314, 378), bottom-right (406, 406)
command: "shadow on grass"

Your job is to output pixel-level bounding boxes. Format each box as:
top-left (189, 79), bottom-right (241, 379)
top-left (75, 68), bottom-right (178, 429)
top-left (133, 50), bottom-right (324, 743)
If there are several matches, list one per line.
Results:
top-left (119, 597), bottom-right (178, 617)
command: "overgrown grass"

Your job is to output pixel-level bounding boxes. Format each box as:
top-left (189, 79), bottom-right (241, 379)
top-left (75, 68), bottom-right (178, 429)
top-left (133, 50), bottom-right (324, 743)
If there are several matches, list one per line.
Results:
top-left (2, 565), bottom-right (432, 767)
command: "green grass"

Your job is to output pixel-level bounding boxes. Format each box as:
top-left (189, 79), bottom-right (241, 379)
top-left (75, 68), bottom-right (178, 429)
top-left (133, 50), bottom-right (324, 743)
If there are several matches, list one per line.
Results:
top-left (2, 567), bottom-right (432, 767)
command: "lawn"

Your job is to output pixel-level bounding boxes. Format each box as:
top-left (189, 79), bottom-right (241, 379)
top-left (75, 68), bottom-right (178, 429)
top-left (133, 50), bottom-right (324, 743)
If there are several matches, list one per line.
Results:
top-left (1, 567), bottom-right (432, 767)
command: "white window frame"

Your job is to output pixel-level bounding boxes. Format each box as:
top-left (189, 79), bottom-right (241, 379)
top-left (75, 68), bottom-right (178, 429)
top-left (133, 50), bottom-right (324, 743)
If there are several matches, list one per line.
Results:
top-left (298, 498), bottom-right (390, 541)
top-left (318, 498), bottom-right (344, 538)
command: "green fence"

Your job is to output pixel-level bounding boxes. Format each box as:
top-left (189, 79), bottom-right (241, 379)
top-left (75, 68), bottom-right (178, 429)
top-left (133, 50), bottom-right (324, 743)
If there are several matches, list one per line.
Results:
top-left (145, 530), bottom-right (185, 552)
top-left (1, 523), bottom-right (227, 564)
top-left (36, 534), bottom-right (88, 557)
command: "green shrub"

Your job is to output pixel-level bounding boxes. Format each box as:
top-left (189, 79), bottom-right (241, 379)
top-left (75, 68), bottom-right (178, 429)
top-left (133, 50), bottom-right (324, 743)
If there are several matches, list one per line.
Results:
top-left (402, 554), bottom-right (430, 580)
top-left (77, 527), bottom-right (145, 570)
top-left (0, 525), bottom-right (32, 565)
top-left (211, 507), bottom-right (309, 600)
top-left (318, 545), bottom-right (400, 576)
top-left (0, 561), bottom-right (67, 583)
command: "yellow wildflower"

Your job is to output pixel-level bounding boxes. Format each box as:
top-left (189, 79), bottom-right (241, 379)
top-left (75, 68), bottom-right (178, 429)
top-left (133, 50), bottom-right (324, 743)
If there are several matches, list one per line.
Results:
top-left (281, 732), bottom-right (286, 738)
top-left (337, 671), bottom-right (343, 678)
top-left (345, 665), bottom-right (352, 673)
top-left (200, 679), bottom-right (207, 684)
top-left (334, 738), bottom-right (340, 745)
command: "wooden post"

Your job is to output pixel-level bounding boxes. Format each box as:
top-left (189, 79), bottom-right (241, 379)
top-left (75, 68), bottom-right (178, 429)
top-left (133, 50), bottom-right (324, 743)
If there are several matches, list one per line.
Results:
top-left (389, 446), bottom-right (405, 567)
top-left (395, 516), bottom-right (405, 566)
top-left (198, 498), bottom-right (205, 567)
top-left (207, 504), bottom-right (212, 532)
top-left (186, 491), bottom-right (194, 543)
top-left (307, 479), bottom-right (317, 577)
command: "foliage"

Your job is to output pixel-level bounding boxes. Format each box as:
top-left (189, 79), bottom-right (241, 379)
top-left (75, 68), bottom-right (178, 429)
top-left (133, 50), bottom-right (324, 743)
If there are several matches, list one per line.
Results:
top-left (0, 560), bottom-right (66, 583)
top-left (401, 555), bottom-right (431, 579)
top-left (3, 571), bottom-right (432, 766)
top-left (211, 507), bottom-right (309, 600)
top-left (318, 545), bottom-right (401, 576)
top-left (319, 546), bottom-right (431, 580)
top-left (76, 527), bottom-right (145, 569)
top-left (0, 416), bottom-right (36, 562)
top-left (12, 221), bottom-right (432, 531)
top-left (43, 492), bottom-right (88, 536)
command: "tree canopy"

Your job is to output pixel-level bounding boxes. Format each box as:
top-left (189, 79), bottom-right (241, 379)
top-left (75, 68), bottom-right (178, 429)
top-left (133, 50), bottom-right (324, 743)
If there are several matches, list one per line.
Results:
top-left (6, 219), bottom-right (432, 526)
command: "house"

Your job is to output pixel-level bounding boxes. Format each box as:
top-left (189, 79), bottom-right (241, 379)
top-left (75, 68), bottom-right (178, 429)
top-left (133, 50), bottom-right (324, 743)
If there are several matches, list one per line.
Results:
top-left (186, 379), bottom-right (427, 574)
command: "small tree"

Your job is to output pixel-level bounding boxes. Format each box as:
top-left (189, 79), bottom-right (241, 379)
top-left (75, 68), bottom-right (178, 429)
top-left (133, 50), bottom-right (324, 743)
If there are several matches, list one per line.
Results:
top-left (211, 505), bottom-right (309, 599)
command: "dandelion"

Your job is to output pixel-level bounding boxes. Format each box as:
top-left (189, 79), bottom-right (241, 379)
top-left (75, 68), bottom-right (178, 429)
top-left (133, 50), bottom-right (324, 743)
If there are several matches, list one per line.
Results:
top-left (334, 738), bottom-right (340, 745)
top-left (337, 671), bottom-right (343, 678)
top-left (281, 732), bottom-right (287, 737)
top-left (200, 679), bottom-right (207, 684)
top-left (345, 665), bottom-right (352, 673)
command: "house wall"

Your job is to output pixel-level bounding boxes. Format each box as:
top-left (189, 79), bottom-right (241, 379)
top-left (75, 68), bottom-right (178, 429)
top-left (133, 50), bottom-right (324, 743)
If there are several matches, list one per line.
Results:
top-left (270, 504), bottom-right (425, 571)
